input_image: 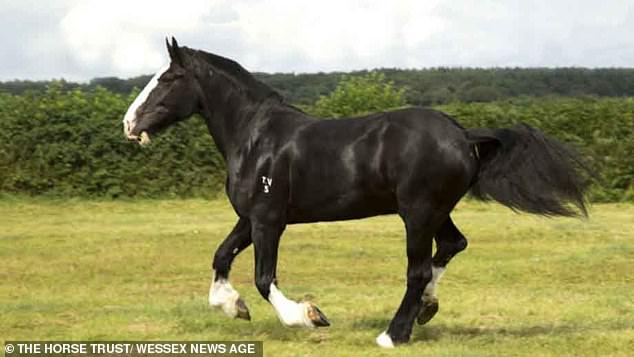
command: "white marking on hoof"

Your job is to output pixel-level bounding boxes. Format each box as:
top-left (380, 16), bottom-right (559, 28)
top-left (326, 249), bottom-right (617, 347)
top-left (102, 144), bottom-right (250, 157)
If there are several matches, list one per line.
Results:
top-left (376, 331), bottom-right (395, 348)
top-left (268, 283), bottom-right (314, 327)
top-left (423, 266), bottom-right (446, 301)
top-left (209, 277), bottom-right (240, 318)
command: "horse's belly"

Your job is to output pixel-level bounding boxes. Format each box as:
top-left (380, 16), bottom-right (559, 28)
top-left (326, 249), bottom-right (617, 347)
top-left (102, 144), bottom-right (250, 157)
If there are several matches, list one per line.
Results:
top-left (286, 188), bottom-right (397, 223)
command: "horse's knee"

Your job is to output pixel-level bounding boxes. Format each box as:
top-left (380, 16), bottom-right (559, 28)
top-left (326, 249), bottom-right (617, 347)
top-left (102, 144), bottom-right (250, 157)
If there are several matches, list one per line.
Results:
top-left (212, 218), bottom-right (252, 277)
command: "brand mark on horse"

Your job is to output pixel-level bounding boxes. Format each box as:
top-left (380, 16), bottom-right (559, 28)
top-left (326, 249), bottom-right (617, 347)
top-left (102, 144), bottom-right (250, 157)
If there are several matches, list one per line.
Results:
top-left (261, 176), bottom-right (273, 193)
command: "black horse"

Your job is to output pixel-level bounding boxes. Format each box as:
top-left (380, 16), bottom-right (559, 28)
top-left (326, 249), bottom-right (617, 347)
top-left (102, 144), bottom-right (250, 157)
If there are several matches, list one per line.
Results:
top-left (123, 38), bottom-right (588, 347)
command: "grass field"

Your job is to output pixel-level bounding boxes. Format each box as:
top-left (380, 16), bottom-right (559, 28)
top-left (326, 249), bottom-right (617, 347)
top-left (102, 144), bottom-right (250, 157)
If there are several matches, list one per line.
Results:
top-left (1, 198), bottom-right (633, 356)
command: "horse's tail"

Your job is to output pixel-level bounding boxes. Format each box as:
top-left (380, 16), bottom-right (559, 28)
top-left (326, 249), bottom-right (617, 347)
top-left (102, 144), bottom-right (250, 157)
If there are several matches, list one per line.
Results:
top-left (466, 123), bottom-right (590, 217)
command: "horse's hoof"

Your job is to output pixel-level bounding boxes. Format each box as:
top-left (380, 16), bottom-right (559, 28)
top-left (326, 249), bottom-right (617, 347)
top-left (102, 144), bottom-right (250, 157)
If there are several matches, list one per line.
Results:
top-left (235, 298), bottom-right (251, 321)
top-left (306, 303), bottom-right (330, 327)
top-left (417, 297), bottom-right (439, 325)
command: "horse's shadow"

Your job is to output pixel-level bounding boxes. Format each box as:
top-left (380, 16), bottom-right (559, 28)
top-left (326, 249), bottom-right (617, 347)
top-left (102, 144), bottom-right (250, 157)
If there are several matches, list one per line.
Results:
top-left (180, 300), bottom-right (620, 344)
top-left (352, 318), bottom-right (613, 342)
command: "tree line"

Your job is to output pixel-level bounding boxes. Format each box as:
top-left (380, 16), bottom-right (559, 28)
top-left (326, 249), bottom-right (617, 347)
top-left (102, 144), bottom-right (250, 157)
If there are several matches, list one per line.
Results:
top-left (4, 67), bottom-right (634, 105)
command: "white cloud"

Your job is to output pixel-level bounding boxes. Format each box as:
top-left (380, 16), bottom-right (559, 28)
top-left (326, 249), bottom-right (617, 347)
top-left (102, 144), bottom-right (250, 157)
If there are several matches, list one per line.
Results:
top-left (60, 0), bottom-right (225, 76)
top-left (234, 0), bottom-right (445, 71)
top-left (2, 0), bottom-right (634, 80)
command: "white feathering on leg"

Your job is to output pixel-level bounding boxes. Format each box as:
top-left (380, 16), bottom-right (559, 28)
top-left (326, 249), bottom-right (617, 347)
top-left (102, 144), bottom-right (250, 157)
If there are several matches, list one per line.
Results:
top-left (268, 283), bottom-right (314, 327)
top-left (209, 275), bottom-right (240, 318)
top-left (423, 266), bottom-right (446, 299)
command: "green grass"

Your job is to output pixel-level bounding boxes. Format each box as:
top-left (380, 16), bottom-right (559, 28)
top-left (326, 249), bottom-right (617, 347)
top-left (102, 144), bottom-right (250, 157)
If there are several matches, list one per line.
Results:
top-left (1, 199), bottom-right (633, 356)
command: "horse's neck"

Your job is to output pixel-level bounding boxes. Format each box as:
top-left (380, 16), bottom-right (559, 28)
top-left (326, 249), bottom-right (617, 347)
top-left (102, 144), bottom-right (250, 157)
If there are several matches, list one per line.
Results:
top-left (199, 84), bottom-right (279, 160)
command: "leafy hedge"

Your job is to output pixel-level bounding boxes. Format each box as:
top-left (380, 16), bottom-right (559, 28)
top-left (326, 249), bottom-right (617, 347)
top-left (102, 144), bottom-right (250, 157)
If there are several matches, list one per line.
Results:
top-left (0, 83), bottom-right (225, 198)
top-left (0, 82), bottom-right (632, 201)
top-left (308, 72), bottom-right (407, 118)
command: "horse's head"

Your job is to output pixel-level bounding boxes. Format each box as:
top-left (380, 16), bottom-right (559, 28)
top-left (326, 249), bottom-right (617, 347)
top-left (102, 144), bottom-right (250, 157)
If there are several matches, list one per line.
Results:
top-left (123, 37), bottom-right (199, 145)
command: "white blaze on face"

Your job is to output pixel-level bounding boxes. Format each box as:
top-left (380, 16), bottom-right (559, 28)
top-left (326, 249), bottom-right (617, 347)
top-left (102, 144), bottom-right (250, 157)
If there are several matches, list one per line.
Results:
top-left (122, 64), bottom-right (170, 138)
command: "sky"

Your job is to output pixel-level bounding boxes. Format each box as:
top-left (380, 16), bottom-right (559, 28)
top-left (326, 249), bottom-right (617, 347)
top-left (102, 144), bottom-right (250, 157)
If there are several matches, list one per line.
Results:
top-left (1, 0), bottom-right (634, 81)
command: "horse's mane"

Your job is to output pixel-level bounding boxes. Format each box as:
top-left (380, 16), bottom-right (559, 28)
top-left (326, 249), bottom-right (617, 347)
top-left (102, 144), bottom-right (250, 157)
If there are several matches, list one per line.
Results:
top-left (184, 47), bottom-right (283, 102)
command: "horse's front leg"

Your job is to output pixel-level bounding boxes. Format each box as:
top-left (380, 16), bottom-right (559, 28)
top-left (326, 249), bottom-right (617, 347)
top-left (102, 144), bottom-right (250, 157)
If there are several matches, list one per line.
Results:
top-left (251, 218), bottom-right (330, 328)
top-left (209, 217), bottom-right (252, 320)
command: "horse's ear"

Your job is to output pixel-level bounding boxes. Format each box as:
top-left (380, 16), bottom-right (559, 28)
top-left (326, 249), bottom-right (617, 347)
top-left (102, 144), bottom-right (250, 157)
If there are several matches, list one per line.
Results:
top-left (165, 37), bottom-right (175, 59)
top-left (168, 36), bottom-right (185, 67)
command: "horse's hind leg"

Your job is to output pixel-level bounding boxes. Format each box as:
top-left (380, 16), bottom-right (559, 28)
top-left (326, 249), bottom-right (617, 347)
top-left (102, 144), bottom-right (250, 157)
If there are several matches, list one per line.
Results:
top-left (376, 201), bottom-right (448, 347)
top-left (417, 216), bottom-right (468, 325)
top-left (209, 217), bottom-right (252, 320)
top-left (433, 216), bottom-right (468, 268)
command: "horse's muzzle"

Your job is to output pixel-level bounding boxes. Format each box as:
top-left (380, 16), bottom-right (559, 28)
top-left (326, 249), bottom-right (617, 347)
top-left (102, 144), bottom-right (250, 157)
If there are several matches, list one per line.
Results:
top-left (127, 131), bottom-right (151, 146)
top-left (123, 121), bottom-right (151, 146)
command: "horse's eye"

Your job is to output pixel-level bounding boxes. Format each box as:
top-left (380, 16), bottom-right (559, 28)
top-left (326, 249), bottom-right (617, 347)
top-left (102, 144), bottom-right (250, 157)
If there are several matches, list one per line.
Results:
top-left (161, 72), bottom-right (184, 82)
